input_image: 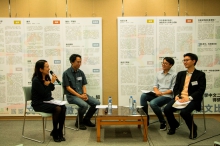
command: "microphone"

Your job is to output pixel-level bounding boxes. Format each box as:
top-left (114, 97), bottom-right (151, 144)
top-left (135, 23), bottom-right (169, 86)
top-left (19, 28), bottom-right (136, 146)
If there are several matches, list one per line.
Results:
top-left (49, 70), bottom-right (61, 85)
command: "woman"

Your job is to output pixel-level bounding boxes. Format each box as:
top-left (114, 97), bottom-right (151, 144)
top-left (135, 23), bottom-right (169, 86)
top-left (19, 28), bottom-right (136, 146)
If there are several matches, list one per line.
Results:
top-left (31, 60), bottom-right (66, 142)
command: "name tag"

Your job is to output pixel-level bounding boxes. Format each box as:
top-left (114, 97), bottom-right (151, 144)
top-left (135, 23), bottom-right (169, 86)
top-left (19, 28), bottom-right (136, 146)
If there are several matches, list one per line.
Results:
top-left (77, 77), bottom-right (82, 80)
top-left (191, 81), bottom-right (198, 86)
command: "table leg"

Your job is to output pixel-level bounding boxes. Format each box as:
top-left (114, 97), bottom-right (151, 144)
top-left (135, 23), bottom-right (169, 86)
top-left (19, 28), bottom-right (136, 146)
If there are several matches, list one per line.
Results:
top-left (142, 117), bottom-right (147, 142)
top-left (96, 117), bottom-right (101, 142)
top-left (138, 119), bottom-right (141, 128)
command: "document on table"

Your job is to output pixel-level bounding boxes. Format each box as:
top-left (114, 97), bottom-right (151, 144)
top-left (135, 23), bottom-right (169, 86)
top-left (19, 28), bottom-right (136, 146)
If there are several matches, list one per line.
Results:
top-left (172, 100), bottom-right (191, 109)
top-left (141, 90), bottom-right (155, 95)
top-left (123, 105), bottom-right (143, 108)
top-left (96, 105), bottom-right (118, 108)
top-left (43, 100), bottom-right (67, 105)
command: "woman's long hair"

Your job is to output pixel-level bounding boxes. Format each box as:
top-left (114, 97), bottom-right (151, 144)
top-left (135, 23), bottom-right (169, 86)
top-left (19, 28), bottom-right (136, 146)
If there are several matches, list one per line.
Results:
top-left (32, 60), bottom-right (51, 82)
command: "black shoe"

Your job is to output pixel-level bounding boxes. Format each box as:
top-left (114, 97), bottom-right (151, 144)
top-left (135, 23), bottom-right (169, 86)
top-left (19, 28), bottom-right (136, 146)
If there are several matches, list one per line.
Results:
top-left (58, 130), bottom-right (66, 141)
top-left (83, 119), bottom-right (96, 127)
top-left (50, 130), bottom-right (53, 136)
top-left (189, 132), bottom-right (197, 139)
top-left (160, 122), bottom-right (167, 131)
top-left (75, 122), bottom-right (87, 130)
top-left (59, 136), bottom-right (66, 141)
top-left (189, 125), bottom-right (197, 139)
top-left (175, 122), bottom-right (180, 129)
top-left (50, 130), bottom-right (61, 142)
top-left (167, 129), bottom-right (175, 135)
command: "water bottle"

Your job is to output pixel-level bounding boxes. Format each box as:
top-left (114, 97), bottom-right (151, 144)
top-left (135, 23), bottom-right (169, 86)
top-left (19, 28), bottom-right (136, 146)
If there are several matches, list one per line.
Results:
top-left (108, 96), bottom-right (112, 114)
top-left (108, 96), bottom-right (112, 104)
top-left (133, 100), bottom-right (137, 114)
top-left (129, 96), bottom-right (133, 109)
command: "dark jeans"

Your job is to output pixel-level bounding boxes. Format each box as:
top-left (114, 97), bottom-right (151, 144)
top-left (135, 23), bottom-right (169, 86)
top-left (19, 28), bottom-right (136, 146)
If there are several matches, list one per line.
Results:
top-left (67, 94), bottom-right (100, 123)
top-left (140, 93), bottom-right (172, 123)
top-left (164, 99), bottom-right (197, 132)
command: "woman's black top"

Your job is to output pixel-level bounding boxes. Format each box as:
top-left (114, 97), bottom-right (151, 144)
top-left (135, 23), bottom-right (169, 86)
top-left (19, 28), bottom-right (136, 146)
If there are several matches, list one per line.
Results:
top-left (31, 76), bottom-right (55, 106)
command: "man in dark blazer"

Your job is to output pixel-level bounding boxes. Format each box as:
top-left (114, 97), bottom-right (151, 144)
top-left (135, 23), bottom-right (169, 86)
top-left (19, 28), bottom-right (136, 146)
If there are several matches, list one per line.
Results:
top-left (164, 53), bottom-right (206, 139)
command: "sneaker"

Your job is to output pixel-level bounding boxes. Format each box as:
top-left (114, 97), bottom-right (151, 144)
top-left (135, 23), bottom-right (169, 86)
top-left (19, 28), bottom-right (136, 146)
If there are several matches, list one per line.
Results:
top-left (75, 122), bottom-right (87, 130)
top-left (160, 122), bottom-right (167, 131)
top-left (83, 119), bottom-right (96, 127)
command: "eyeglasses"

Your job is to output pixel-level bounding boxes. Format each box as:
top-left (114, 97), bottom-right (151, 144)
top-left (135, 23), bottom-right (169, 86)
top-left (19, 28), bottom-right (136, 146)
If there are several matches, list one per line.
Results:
top-left (182, 59), bottom-right (192, 62)
top-left (161, 62), bottom-right (169, 65)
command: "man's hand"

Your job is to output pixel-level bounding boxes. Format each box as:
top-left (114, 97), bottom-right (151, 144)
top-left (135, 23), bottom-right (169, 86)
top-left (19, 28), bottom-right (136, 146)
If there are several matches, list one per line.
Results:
top-left (178, 96), bottom-right (189, 103)
top-left (155, 91), bottom-right (162, 97)
top-left (175, 96), bottom-right (179, 101)
top-left (80, 93), bottom-right (88, 101)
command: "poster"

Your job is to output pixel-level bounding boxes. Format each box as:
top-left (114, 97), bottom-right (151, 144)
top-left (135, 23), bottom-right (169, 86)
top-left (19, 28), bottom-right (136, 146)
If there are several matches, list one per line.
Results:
top-left (118, 16), bottom-right (220, 114)
top-left (0, 18), bottom-right (102, 116)
top-left (118, 17), bottom-right (157, 107)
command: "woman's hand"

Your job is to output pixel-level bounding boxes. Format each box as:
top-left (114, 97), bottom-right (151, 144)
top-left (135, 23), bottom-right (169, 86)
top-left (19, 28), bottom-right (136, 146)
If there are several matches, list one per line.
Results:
top-left (44, 74), bottom-right (56, 86)
top-left (44, 80), bottom-right (51, 86)
top-left (51, 74), bottom-right (57, 84)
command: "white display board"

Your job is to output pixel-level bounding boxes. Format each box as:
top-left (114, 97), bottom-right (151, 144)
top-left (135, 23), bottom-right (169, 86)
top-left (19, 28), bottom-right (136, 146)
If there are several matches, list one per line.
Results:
top-left (118, 16), bottom-right (220, 114)
top-left (118, 17), bottom-right (157, 107)
top-left (0, 18), bottom-right (102, 116)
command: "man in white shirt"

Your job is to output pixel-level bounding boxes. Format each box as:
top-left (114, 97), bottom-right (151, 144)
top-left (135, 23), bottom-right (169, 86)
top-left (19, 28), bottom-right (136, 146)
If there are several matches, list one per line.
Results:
top-left (140, 57), bottom-right (176, 130)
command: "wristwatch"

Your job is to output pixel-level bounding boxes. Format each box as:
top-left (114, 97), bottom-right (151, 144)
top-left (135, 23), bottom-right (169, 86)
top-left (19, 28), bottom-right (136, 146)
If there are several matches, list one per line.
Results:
top-left (189, 96), bottom-right (193, 101)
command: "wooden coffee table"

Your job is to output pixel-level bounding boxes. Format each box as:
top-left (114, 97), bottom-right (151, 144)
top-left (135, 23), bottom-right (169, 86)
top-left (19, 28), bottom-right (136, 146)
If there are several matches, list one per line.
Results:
top-left (96, 106), bottom-right (147, 142)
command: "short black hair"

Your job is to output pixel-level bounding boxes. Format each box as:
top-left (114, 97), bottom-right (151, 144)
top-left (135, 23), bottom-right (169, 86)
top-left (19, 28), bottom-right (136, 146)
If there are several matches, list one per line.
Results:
top-left (163, 57), bottom-right (175, 66)
top-left (184, 53), bottom-right (198, 65)
top-left (69, 54), bottom-right (81, 63)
